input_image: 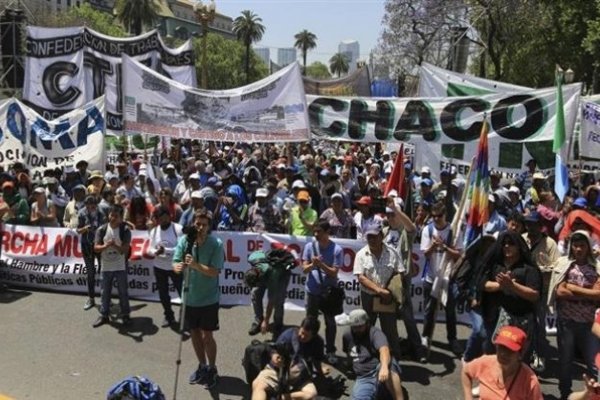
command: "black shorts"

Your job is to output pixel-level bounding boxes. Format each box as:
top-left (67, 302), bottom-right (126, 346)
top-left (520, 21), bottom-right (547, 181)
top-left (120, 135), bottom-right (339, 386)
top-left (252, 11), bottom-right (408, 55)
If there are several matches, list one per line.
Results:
top-left (185, 303), bottom-right (219, 331)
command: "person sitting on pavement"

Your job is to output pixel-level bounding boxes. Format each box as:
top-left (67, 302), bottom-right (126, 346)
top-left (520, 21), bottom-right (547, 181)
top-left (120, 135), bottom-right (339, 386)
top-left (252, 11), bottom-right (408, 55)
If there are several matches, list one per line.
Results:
top-left (341, 309), bottom-right (404, 400)
top-left (252, 316), bottom-right (328, 400)
top-left (461, 325), bottom-right (543, 400)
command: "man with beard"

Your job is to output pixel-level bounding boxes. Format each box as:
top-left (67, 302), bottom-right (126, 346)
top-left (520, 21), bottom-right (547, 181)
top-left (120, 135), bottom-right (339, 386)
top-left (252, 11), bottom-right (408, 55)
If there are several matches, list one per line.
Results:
top-left (173, 211), bottom-right (224, 390)
top-left (148, 205), bottom-right (183, 327)
top-left (341, 309), bottom-right (404, 400)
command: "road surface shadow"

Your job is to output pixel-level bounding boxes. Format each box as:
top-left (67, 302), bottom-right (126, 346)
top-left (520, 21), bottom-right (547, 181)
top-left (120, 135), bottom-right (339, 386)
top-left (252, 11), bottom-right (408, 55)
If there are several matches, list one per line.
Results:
top-left (208, 375), bottom-right (249, 399)
top-left (117, 316), bottom-right (159, 342)
top-left (0, 287), bottom-right (31, 304)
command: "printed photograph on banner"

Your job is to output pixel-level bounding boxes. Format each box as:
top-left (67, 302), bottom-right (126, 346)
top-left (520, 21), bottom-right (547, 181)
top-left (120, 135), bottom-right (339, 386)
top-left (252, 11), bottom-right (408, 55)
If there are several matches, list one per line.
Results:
top-left (122, 55), bottom-right (310, 142)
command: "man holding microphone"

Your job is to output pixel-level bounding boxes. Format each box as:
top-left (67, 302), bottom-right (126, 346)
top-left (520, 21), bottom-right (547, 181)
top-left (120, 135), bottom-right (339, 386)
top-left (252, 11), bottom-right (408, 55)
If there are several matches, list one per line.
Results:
top-left (173, 210), bottom-right (224, 390)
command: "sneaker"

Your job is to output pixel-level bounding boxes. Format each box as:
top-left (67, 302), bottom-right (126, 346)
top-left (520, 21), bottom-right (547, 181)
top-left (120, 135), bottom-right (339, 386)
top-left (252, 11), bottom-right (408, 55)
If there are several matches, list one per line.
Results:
top-left (450, 340), bottom-right (464, 356)
top-left (248, 322), bottom-right (261, 336)
top-left (421, 336), bottom-right (431, 349)
top-left (531, 354), bottom-right (546, 373)
top-left (202, 366), bottom-right (218, 390)
top-left (92, 316), bottom-right (109, 328)
top-left (189, 365), bottom-right (208, 385)
top-left (472, 385), bottom-right (480, 397)
top-left (326, 352), bottom-right (338, 365)
top-left (83, 298), bottom-right (95, 311)
top-left (162, 317), bottom-right (175, 328)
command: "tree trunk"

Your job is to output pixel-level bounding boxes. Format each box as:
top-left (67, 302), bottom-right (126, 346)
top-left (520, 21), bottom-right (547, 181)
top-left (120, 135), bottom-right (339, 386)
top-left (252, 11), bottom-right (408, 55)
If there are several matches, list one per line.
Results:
top-left (302, 50), bottom-right (307, 76)
top-left (245, 44), bottom-right (250, 84)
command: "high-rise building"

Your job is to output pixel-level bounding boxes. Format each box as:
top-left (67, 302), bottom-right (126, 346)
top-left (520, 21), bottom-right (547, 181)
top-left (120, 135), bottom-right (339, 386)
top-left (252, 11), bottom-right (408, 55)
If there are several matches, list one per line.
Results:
top-left (338, 40), bottom-right (359, 73)
top-left (254, 47), bottom-right (270, 67)
top-left (277, 48), bottom-right (297, 67)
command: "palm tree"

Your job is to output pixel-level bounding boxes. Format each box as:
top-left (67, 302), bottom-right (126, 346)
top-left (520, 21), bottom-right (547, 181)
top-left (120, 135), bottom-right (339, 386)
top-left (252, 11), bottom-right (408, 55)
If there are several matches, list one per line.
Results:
top-left (329, 52), bottom-right (350, 77)
top-left (232, 10), bottom-right (266, 84)
top-left (115, 0), bottom-right (158, 36)
top-left (294, 29), bottom-right (317, 75)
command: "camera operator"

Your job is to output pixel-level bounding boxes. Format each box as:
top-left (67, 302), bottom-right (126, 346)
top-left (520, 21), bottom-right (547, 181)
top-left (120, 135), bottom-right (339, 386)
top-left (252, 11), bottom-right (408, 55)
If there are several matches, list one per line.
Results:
top-left (173, 210), bottom-right (224, 390)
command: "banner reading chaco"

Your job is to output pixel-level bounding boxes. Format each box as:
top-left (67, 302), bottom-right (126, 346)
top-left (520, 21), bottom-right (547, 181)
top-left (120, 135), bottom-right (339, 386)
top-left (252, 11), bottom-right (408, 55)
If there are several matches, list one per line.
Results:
top-left (0, 225), bottom-right (474, 325)
top-left (122, 55), bottom-right (310, 142)
top-left (308, 83), bottom-right (581, 175)
top-left (23, 27), bottom-right (196, 133)
top-left (580, 101), bottom-right (600, 160)
top-left (0, 97), bottom-right (105, 180)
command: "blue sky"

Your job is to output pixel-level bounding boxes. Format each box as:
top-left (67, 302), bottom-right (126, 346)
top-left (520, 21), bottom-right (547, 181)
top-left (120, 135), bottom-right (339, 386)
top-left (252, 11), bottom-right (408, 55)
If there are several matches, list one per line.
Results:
top-left (215, 0), bottom-right (386, 66)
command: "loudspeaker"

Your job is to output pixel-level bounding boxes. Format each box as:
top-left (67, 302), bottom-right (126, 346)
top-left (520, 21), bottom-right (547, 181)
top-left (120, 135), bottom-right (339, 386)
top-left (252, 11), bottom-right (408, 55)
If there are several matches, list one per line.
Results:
top-left (0, 8), bottom-right (26, 88)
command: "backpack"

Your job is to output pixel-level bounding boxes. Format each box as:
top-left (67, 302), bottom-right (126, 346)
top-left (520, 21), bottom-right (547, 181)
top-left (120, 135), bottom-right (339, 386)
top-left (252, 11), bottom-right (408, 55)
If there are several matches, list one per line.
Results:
top-left (106, 376), bottom-right (165, 400)
top-left (242, 340), bottom-right (274, 384)
top-left (450, 235), bottom-right (496, 304)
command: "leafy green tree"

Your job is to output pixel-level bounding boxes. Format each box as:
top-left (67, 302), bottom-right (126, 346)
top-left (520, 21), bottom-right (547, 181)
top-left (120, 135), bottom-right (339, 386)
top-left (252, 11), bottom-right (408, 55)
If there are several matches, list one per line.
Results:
top-left (305, 62), bottom-right (332, 79)
top-left (294, 29), bottom-right (317, 75)
top-left (38, 3), bottom-right (126, 37)
top-left (194, 33), bottom-right (268, 89)
top-left (232, 10), bottom-right (266, 84)
top-left (115, 0), bottom-right (159, 35)
top-left (329, 53), bottom-right (350, 77)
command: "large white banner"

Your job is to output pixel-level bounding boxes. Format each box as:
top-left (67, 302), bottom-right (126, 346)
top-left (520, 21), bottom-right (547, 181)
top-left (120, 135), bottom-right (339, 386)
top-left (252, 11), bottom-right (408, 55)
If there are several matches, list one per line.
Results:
top-left (580, 101), bottom-right (600, 160)
top-left (23, 27), bottom-right (196, 133)
top-left (0, 97), bottom-right (105, 180)
top-left (308, 84), bottom-right (581, 176)
top-left (122, 55), bottom-right (310, 142)
top-left (0, 225), bottom-right (472, 324)
top-left (418, 62), bottom-right (530, 97)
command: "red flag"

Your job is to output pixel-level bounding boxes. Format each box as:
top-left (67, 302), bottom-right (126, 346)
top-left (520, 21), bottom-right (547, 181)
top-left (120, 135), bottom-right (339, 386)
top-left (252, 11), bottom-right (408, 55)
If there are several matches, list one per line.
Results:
top-left (383, 144), bottom-right (405, 198)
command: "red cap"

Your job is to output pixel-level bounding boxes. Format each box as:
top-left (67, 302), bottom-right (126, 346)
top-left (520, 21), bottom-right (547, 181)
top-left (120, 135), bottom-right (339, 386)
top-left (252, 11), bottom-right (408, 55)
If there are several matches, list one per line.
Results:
top-left (494, 326), bottom-right (526, 352)
top-left (356, 196), bottom-right (372, 206)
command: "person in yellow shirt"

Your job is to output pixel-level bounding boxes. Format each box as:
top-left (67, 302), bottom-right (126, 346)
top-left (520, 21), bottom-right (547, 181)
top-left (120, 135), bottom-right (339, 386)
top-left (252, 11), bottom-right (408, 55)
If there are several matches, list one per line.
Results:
top-left (288, 190), bottom-right (317, 237)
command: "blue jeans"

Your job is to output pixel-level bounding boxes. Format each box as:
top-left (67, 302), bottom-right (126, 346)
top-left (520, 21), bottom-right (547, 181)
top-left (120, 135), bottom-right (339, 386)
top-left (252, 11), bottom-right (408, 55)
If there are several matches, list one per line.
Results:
top-left (351, 360), bottom-right (401, 400)
top-left (100, 270), bottom-right (130, 317)
top-left (463, 307), bottom-right (488, 362)
top-left (557, 318), bottom-right (599, 398)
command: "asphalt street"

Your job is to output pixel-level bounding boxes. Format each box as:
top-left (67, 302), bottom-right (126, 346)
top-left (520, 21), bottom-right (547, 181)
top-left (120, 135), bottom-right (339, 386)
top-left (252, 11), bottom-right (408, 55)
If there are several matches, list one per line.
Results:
top-left (0, 288), bottom-right (568, 399)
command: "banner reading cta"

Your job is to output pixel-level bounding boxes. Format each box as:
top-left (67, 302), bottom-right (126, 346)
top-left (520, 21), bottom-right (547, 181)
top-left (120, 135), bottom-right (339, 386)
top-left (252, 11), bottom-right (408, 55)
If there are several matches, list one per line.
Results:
top-left (23, 27), bottom-right (196, 133)
top-left (580, 101), bottom-right (600, 160)
top-left (0, 97), bottom-right (105, 180)
top-left (308, 84), bottom-right (581, 175)
top-left (122, 55), bottom-right (310, 142)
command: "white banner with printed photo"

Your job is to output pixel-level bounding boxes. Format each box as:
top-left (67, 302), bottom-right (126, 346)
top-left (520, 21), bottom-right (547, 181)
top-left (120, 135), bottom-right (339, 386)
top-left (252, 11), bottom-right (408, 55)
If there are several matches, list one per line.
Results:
top-left (580, 100), bottom-right (600, 160)
top-left (23, 26), bottom-right (196, 133)
top-left (122, 55), bottom-right (310, 143)
top-left (0, 225), bottom-right (478, 325)
top-left (0, 97), bottom-right (105, 180)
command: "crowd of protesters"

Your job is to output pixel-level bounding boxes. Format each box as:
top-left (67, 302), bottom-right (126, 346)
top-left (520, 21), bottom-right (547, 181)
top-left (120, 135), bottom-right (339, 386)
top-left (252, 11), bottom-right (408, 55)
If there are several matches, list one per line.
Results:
top-left (1, 138), bottom-right (600, 399)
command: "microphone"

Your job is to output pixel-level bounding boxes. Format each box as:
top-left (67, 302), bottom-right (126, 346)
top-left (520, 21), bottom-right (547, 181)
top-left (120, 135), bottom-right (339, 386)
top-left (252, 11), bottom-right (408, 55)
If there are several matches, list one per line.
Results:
top-left (183, 226), bottom-right (198, 257)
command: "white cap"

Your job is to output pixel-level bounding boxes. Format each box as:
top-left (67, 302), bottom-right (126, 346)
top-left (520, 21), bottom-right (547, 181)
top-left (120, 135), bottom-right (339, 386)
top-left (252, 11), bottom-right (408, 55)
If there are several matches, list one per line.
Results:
top-left (277, 163), bottom-right (286, 169)
top-left (508, 186), bottom-right (520, 194)
top-left (255, 188), bottom-right (269, 197)
top-left (291, 180), bottom-right (306, 189)
top-left (387, 189), bottom-right (398, 198)
top-left (420, 166), bottom-right (431, 174)
top-left (166, 164), bottom-right (176, 170)
top-left (191, 190), bottom-right (203, 199)
top-left (189, 173), bottom-right (200, 181)
top-left (488, 194), bottom-right (496, 202)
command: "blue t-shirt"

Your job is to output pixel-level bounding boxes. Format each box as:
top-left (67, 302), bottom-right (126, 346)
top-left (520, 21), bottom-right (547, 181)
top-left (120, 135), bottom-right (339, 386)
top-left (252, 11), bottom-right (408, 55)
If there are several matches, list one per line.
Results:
top-left (302, 239), bottom-right (343, 295)
top-left (276, 327), bottom-right (325, 365)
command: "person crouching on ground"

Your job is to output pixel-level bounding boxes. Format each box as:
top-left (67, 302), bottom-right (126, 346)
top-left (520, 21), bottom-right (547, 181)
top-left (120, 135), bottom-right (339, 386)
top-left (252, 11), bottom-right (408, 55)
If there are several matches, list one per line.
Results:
top-left (461, 325), bottom-right (542, 400)
top-left (341, 309), bottom-right (404, 400)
